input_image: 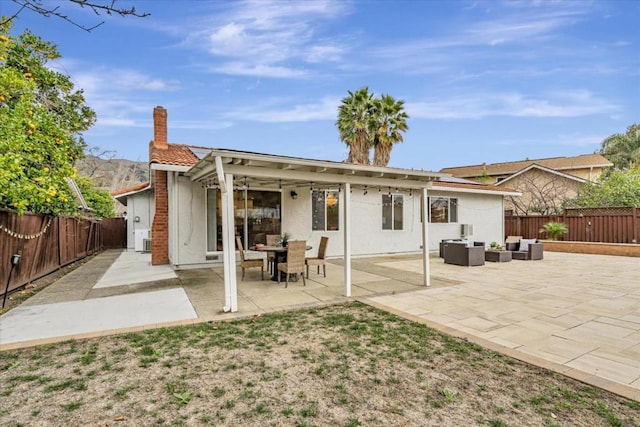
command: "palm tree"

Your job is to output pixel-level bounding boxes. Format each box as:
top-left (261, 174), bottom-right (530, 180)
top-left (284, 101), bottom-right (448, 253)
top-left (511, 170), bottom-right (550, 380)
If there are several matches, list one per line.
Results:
top-left (372, 94), bottom-right (409, 167)
top-left (336, 87), bottom-right (375, 165)
top-left (600, 123), bottom-right (640, 170)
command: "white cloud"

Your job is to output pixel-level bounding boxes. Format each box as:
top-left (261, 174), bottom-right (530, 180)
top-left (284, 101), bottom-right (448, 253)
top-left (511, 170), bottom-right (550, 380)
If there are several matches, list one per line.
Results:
top-left (184, 0), bottom-right (352, 78)
top-left (407, 90), bottom-right (619, 120)
top-left (224, 96), bottom-right (340, 122)
top-left (209, 62), bottom-right (309, 78)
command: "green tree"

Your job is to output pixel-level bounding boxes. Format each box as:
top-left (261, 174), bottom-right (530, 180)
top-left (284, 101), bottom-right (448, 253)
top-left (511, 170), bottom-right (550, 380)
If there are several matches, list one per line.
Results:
top-left (336, 88), bottom-right (409, 167)
top-left (599, 123), bottom-right (640, 170)
top-left (372, 94), bottom-right (409, 167)
top-left (0, 21), bottom-right (96, 216)
top-left (75, 176), bottom-right (116, 218)
top-left (337, 87), bottom-right (375, 165)
top-left (569, 166), bottom-right (640, 208)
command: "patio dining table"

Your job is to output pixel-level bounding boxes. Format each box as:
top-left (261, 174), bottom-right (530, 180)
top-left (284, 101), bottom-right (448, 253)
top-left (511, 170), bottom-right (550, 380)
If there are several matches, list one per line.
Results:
top-left (252, 245), bottom-right (312, 281)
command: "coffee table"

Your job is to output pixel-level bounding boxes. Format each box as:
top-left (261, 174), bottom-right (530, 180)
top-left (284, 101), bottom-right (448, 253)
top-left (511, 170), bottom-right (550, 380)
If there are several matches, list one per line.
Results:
top-left (485, 250), bottom-right (512, 262)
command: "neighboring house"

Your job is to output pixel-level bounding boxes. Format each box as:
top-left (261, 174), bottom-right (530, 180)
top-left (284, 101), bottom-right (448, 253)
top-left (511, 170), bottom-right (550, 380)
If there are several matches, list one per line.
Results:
top-left (111, 181), bottom-right (153, 251)
top-left (114, 107), bottom-right (520, 312)
top-left (440, 154), bottom-right (612, 215)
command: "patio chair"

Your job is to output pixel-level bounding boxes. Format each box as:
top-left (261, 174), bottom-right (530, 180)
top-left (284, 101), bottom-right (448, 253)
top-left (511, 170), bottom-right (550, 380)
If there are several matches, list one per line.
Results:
top-left (277, 240), bottom-right (307, 288)
top-left (306, 236), bottom-right (328, 278)
top-left (236, 236), bottom-right (264, 281)
top-left (266, 234), bottom-right (279, 273)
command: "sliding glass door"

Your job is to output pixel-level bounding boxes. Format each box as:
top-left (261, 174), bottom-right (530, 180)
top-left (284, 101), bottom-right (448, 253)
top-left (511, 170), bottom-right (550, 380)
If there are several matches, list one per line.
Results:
top-left (207, 189), bottom-right (281, 252)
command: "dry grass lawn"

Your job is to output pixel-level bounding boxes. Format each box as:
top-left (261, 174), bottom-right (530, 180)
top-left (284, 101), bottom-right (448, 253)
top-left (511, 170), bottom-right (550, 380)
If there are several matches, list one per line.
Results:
top-left (1, 302), bottom-right (638, 426)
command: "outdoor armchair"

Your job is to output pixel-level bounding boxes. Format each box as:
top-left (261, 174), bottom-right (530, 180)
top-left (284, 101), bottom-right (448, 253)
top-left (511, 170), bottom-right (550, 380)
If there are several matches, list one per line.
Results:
top-left (506, 238), bottom-right (544, 261)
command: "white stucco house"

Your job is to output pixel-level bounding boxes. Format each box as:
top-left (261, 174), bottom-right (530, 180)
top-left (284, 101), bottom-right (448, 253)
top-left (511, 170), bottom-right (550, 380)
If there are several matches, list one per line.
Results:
top-left (114, 107), bottom-right (520, 312)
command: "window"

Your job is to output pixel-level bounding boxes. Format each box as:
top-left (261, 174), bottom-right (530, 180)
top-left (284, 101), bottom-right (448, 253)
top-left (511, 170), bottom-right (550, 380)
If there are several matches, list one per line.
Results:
top-left (382, 194), bottom-right (403, 230)
top-left (312, 190), bottom-right (339, 231)
top-left (429, 197), bottom-right (458, 223)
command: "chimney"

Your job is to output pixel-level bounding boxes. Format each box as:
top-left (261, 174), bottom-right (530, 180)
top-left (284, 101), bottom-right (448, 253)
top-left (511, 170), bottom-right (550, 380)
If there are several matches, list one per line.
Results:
top-left (153, 106), bottom-right (168, 150)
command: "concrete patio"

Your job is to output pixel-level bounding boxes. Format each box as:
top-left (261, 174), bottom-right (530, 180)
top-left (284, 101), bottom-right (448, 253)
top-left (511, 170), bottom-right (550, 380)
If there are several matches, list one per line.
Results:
top-left (0, 249), bottom-right (638, 401)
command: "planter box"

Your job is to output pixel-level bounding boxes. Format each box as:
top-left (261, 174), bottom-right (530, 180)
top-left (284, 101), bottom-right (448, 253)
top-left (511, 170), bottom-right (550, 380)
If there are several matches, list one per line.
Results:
top-left (541, 240), bottom-right (640, 257)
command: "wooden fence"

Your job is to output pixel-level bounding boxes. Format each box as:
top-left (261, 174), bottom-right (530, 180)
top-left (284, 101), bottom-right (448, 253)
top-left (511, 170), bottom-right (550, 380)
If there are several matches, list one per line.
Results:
top-left (1, 210), bottom-right (127, 295)
top-left (505, 207), bottom-right (639, 244)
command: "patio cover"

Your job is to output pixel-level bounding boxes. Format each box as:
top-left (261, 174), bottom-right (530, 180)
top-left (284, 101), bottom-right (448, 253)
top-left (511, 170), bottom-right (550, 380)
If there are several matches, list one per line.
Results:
top-left (185, 148), bottom-right (446, 313)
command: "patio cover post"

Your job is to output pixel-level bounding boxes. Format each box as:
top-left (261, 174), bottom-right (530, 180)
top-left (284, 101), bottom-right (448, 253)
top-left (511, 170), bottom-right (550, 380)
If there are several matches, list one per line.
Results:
top-left (422, 186), bottom-right (431, 287)
top-left (221, 172), bottom-right (238, 312)
top-left (344, 182), bottom-right (351, 297)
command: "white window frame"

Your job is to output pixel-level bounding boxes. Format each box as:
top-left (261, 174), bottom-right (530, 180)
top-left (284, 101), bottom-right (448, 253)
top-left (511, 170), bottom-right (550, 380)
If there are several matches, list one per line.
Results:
top-left (382, 193), bottom-right (404, 230)
top-left (312, 189), bottom-right (340, 231)
top-left (428, 196), bottom-right (458, 223)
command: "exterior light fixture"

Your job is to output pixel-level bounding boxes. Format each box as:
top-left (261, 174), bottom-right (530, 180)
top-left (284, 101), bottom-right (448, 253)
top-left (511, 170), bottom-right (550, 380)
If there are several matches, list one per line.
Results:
top-left (290, 190), bottom-right (298, 199)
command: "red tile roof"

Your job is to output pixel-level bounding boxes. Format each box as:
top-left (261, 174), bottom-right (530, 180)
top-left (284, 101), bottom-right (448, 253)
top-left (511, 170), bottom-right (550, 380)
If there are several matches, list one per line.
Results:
top-left (149, 142), bottom-right (199, 167)
top-left (110, 181), bottom-right (150, 196)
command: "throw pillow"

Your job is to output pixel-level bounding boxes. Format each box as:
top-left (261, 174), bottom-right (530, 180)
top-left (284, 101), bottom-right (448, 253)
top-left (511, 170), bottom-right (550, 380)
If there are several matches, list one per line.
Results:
top-left (519, 238), bottom-right (537, 252)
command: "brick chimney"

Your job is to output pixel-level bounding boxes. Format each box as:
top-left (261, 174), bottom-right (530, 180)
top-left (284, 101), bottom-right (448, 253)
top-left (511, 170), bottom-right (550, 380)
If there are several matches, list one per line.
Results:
top-left (153, 106), bottom-right (168, 149)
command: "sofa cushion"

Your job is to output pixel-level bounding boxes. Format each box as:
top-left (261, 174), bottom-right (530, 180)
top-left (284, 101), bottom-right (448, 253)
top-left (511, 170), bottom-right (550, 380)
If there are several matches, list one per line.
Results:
top-left (519, 239), bottom-right (537, 252)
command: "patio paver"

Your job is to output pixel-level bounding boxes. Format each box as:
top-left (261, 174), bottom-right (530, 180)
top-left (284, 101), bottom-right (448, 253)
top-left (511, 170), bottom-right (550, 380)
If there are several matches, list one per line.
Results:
top-left (362, 251), bottom-right (640, 401)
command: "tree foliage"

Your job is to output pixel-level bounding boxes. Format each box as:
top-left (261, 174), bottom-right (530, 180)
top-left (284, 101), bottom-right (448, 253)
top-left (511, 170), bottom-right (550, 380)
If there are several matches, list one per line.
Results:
top-left (75, 176), bottom-right (116, 218)
top-left (599, 123), bottom-right (640, 170)
top-left (2, 0), bottom-right (149, 32)
top-left (336, 87), bottom-right (409, 167)
top-left (0, 21), bottom-right (96, 216)
top-left (569, 166), bottom-right (640, 208)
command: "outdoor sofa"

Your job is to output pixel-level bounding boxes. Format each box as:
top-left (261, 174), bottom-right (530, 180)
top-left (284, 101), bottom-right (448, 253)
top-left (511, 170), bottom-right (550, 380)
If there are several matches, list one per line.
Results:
top-left (443, 242), bottom-right (485, 267)
top-left (439, 239), bottom-right (485, 258)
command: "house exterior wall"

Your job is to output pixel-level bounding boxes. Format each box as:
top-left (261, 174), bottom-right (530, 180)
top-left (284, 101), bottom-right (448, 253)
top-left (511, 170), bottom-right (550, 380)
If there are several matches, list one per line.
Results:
top-left (169, 174), bottom-right (208, 267)
top-left (165, 179), bottom-right (506, 268)
top-left (502, 169), bottom-right (582, 215)
top-left (125, 191), bottom-right (153, 249)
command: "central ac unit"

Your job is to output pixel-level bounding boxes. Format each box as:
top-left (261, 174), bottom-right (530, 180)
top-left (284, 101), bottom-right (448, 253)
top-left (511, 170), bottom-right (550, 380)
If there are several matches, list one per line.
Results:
top-left (142, 238), bottom-right (152, 253)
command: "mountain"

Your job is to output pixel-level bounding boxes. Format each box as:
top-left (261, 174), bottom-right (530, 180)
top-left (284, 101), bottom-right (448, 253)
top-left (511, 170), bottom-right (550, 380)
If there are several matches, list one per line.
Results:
top-left (76, 154), bottom-right (148, 191)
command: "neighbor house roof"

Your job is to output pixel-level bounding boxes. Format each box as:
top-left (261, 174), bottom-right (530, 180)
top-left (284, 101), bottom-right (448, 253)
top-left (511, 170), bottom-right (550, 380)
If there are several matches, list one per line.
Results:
top-left (495, 164), bottom-right (587, 186)
top-left (440, 153), bottom-right (612, 178)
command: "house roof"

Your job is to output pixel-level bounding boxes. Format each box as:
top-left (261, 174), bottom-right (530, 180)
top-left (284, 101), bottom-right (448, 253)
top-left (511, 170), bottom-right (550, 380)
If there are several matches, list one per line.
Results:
top-left (440, 153), bottom-right (612, 178)
top-left (110, 181), bottom-right (152, 205)
top-left (184, 147), bottom-right (521, 196)
top-left (149, 142), bottom-right (200, 167)
top-left (110, 181), bottom-right (152, 197)
top-left (495, 163), bottom-right (587, 186)
top-left (145, 142), bottom-right (518, 196)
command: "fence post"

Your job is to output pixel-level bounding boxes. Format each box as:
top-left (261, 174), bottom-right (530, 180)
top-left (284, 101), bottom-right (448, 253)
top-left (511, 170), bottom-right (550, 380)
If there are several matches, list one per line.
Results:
top-left (633, 206), bottom-right (638, 244)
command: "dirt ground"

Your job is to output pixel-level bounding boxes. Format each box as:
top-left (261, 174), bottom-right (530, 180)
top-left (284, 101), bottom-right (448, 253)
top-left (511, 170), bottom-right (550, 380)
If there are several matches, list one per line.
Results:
top-left (1, 302), bottom-right (638, 427)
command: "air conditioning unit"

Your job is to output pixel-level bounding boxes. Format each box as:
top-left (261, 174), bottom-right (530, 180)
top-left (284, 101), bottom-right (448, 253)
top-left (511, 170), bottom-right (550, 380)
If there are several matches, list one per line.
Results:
top-left (460, 224), bottom-right (473, 238)
top-left (142, 239), bottom-right (152, 253)
top-left (134, 229), bottom-right (149, 251)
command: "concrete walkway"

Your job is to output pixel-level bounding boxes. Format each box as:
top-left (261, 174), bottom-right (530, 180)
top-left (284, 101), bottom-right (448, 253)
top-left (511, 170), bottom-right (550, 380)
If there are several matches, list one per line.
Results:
top-left (0, 249), bottom-right (638, 401)
top-left (362, 251), bottom-right (640, 401)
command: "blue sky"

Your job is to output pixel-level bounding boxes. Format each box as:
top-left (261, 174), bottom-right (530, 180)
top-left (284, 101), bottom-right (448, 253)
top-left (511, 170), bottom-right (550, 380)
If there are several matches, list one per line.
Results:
top-left (7, 0), bottom-right (639, 171)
